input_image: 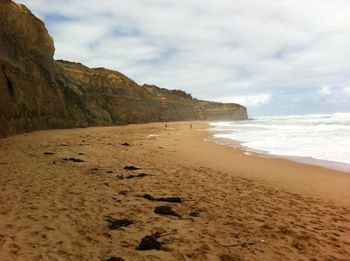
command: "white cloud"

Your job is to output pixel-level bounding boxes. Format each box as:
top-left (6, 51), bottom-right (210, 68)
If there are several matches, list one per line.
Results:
top-left (17, 0), bottom-right (350, 115)
top-left (319, 86), bottom-right (332, 96)
top-left (214, 94), bottom-right (271, 107)
top-left (342, 86), bottom-right (350, 95)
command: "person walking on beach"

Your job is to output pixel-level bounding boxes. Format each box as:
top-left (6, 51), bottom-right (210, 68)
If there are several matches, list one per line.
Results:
top-left (190, 124), bottom-right (192, 129)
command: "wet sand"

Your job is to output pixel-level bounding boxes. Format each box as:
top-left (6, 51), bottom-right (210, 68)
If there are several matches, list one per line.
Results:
top-left (0, 121), bottom-right (349, 260)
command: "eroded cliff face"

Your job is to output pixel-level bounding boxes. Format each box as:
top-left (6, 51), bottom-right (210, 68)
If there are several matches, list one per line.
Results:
top-left (0, 1), bottom-right (75, 137)
top-left (57, 61), bottom-right (247, 125)
top-left (0, 0), bottom-right (247, 137)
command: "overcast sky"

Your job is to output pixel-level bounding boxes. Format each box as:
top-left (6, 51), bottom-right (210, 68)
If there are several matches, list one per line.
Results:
top-left (18, 0), bottom-right (350, 116)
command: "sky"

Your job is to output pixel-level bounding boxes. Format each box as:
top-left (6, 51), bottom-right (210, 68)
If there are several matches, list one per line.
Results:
top-left (18, 0), bottom-right (350, 116)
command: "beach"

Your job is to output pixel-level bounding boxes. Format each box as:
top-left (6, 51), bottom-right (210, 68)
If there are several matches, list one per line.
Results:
top-left (0, 121), bottom-right (349, 261)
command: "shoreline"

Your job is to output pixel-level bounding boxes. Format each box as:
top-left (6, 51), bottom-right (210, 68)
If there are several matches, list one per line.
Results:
top-left (207, 115), bottom-right (350, 174)
top-left (209, 135), bottom-right (350, 174)
top-left (0, 121), bottom-right (349, 260)
top-left (153, 122), bottom-right (350, 205)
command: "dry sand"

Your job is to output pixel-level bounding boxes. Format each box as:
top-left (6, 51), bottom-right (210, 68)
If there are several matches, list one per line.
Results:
top-left (0, 121), bottom-right (349, 261)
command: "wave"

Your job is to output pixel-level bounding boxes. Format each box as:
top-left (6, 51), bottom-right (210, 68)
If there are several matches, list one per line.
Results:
top-left (209, 112), bottom-right (350, 170)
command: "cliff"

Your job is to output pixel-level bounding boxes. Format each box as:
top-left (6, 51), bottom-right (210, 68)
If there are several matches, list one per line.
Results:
top-left (57, 61), bottom-right (247, 125)
top-left (0, 0), bottom-right (247, 137)
top-left (0, 0), bottom-right (76, 137)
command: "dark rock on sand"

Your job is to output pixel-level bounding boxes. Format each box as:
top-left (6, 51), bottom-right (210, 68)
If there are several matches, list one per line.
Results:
top-left (154, 206), bottom-right (181, 218)
top-left (121, 142), bottom-right (131, 146)
top-left (106, 218), bottom-right (133, 230)
top-left (136, 232), bottom-right (162, 250)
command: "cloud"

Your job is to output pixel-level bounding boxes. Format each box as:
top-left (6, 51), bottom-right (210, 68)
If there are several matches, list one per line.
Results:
top-left (319, 85), bottom-right (350, 99)
top-left (319, 86), bottom-right (332, 96)
top-left (214, 94), bottom-right (271, 107)
top-left (343, 86), bottom-right (350, 95)
top-left (17, 0), bottom-right (350, 115)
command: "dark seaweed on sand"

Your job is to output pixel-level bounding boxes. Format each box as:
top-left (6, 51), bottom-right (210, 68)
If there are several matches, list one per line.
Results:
top-left (126, 173), bottom-right (147, 179)
top-left (154, 206), bottom-right (181, 217)
top-left (136, 232), bottom-right (162, 250)
top-left (124, 165), bottom-right (141, 170)
top-left (143, 194), bottom-right (183, 203)
top-left (102, 257), bottom-right (125, 261)
top-left (63, 157), bottom-right (85, 162)
top-left (106, 218), bottom-right (133, 230)
top-left (189, 209), bottom-right (201, 217)
top-left (117, 173), bottom-right (148, 180)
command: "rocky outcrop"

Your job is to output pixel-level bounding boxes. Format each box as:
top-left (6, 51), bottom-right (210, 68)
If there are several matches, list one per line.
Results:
top-left (0, 0), bottom-right (247, 137)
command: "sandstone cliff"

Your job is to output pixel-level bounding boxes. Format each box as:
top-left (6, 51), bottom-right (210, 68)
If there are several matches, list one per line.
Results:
top-left (0, 0), bottom-right (76, 137)
top-left (0, 0), bottom-right (247, 137)
top-left (57, 61), bottom-right (247, 125)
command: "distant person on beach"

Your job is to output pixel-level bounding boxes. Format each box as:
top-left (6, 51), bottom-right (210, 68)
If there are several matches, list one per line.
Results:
top-left (165, 123), bottom-right (168, 128)
top-left (190, 124), bottom-right (192, 129)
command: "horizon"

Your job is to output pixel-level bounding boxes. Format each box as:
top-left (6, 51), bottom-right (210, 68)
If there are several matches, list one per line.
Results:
top-left (250, 110), bottom-right (350, 118)
top-left (18, 0), bottom-right (350, 116)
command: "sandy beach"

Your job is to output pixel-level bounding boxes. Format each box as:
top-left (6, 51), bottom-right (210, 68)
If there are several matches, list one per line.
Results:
top-left (0, 122), bottom-right (349, 261)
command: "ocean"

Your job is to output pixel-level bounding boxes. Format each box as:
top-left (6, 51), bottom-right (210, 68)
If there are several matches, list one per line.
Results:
top-left (209, 113), bottom-right (350, 172)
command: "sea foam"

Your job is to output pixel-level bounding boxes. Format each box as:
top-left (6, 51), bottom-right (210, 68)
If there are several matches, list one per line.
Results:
top-left (209, 113), bottom-right (350, 171)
